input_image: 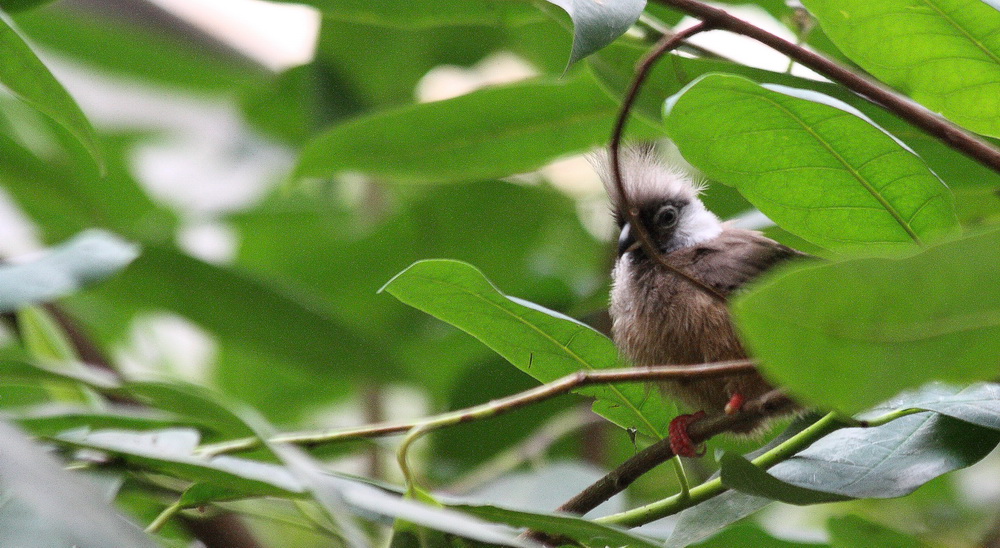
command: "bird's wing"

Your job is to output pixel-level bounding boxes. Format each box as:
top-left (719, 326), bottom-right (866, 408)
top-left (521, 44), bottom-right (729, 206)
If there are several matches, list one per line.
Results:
top-left (677, 228), bottom-right (809, 296)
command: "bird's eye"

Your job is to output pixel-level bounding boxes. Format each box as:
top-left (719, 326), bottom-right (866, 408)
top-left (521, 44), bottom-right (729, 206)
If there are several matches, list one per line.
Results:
top-left (655, 205), bottom-right (679, 228)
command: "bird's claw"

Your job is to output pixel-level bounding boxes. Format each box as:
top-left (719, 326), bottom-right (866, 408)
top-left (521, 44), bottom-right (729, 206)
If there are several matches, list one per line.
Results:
top-left (669, 411), bottom-right (707, 458)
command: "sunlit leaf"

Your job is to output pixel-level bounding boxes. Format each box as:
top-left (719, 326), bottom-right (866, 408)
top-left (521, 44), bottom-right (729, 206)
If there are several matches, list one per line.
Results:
top-left (734, 229), bottom-right (1000, 413)
top-left (803, 0), bottom-right (1000, 138)
top-left (665, 74), bottom-right (959, 251)
top-left (382, 259), bottom-right (674, 438)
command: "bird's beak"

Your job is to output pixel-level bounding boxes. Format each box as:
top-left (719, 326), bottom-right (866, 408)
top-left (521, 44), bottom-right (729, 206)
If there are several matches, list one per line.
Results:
top-left (617, 222), bottom-right (639, 257)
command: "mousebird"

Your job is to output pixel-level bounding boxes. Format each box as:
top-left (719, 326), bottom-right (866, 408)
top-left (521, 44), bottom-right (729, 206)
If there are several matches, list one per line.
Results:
top-left (595, 147), bottom-right (806, 457)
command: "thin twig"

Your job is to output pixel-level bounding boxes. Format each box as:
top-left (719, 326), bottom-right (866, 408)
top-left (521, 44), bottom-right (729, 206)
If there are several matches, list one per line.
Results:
top-left (197, 360), bottom-right (756, 457)
top-left (650, 0), bottom-right (1000, 174)
top-left (608, 21), bottom-right (728, 303)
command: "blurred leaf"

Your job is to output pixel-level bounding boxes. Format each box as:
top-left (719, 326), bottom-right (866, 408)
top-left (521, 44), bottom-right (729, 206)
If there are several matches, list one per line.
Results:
top-left (57, 428), bottom-right (305, 497)
top-left (9, 405), bottom-right (183, 436)
top-left (96, 243), bottom-right (395, 382)
top-left (692, 522), bottom-right (828, 547)
top-left (765, 413), bottom-right (999, 499)
top-left (0, 0), bottom-right (54, 12)
top-left (0, 348), bottom-right (120, 389)
top-left (280, 0), bottom-right (539, 27)
top-left (117, 381), bottom-right (260, 439)
top-left (239, 63), bottom-right (348, 145)
top-left (720, 452), bottom-right (852, 505)
top-left (315, 17), bottom-right (504, 112)
top-left (382, 259), bottom-right (674, 438)
top-left (0, 230), bottom-right (138, 312)
top-left (544, 0), bottom-right (645, 66)
top-left (665, 74), bottom-right (959, 251)
top-left (0, 16), bottom-right (102, 170)
top-left (452, 503), bottom-right (661, 547)
top-left (827, 515), bottom-right (929, 548)
top-left (14, 9), bottom-right (266, 92)
top-left (296, 73), bottom-right (659, 183)
top-left (802, 0), bottom-right (1000, 138)
top-left (733, 229), bottom-right (1000, 413)
top-left (17, 306), bottom-right (77, 362)
top-left (0, 421), bottom-right (156, 547)
top-left (0, 131), bottom-right (176, 243)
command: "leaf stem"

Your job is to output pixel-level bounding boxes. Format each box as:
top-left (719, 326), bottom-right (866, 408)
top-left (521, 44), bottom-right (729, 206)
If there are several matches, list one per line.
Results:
top-left (146, 499), bottom-right (184, 533)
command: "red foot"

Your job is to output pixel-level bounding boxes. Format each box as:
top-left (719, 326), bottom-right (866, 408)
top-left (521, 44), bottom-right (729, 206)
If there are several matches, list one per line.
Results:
top-left (669, 411), bottom-right (707, 457)
top-left (724, 393), bottom-right (745, 415)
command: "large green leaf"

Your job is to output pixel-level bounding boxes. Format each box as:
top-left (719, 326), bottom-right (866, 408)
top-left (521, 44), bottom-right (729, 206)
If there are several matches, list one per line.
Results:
top-left (0, 16), bottom-right (102, 170)
top-left (382, 259), bottom-right (674, 438)
top-left (544, 0), bottom-right (646, 66)
top-left (827, 515), bottom-right (930, 548)
top-left (665, 74), bottom-right (959, 251)
top-left (733, 229), bottom-right (1000, 413)
top-left (861, 382), bottom-right (1000, 429)
top-left (720, 452), bottom-right (851, 505)
top-left (802, 0), bottom-right (1000, 138)
top-left (0, 421), bottom-right (156, 547)
top-left (765, 413), bottom-right (998, 499)
top-left (296, 73), bottom-right (658, 183)
top-left (0, 230), bottom-right (138, 312)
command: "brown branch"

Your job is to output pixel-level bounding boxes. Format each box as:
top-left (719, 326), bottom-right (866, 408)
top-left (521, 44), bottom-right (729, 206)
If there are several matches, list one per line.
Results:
top-left (650, 0), bottom-right (1000, 174)
top-left (527, 390), bottom-right (796, 545)
top-left (198, 360), bottom-right (757, 456)
top-left (609, 21), bottom-right (728, 304)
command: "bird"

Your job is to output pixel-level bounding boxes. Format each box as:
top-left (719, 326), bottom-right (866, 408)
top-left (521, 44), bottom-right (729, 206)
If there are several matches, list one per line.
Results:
top-left (594, 146), bottom-right (806, 457)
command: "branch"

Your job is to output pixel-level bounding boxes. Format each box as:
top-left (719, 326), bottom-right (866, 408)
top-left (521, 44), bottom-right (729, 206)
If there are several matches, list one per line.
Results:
top-left (651, 0), bottom-right (1000, 175)
top-left (197, 360), bottom-right (757, 457)
top-left (608, 21), bottom-right (728, 304)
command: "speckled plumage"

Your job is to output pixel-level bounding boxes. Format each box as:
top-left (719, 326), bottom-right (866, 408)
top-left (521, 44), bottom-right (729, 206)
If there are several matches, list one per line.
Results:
top-left (597, 147), bottom-right (805, 432)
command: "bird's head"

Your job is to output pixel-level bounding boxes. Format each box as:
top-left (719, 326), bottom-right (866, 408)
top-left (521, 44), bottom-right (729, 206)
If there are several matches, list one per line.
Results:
top-left (592, 146), bottom-right (722, 261)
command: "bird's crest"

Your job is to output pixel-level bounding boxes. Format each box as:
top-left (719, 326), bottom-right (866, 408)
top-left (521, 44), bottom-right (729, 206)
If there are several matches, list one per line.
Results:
top-left (590, 146), bottom-right (704, 225)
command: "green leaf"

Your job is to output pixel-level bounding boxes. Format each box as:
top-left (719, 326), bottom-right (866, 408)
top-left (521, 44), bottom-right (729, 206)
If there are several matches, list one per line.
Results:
top-left (56, 428), bottom-right (305, 497)
top-left (765, 413), bottom-right (999, 499)
top-left (13, 10), bottom-right (266, 93)
top-left (0, 230), bottom-right (139, 312)
top-left (0, 421), bottom-right (156, 547)
top-left (452, 503), bottom-right (662, 548)
top-left (9, 405), bottom-right (184, 436)
top-left (827, 515), bottom-right (930, 548)
top-left (0, 16), bottom-right (102, 170)
top-left (273, 0), bottom-right (540, 27)
top-left (17, 306), bottom-right (78, 362)
top-left (544, 0), bottom-right (646, 66)
top-left (296, 73), bottom-right (658, 183)
top-left (381, 259), bottom-right (673, 438)
top-left (117, 381), bottom-right (260, 439)
top-left (669, 489), bottom-right (772, 548)
top-left (94, 244), bottom-right (394, 382)
top-left (733, 229), bottom-right (1000, 413)
top-left (861, 382), bottom-right (1000, 430)
top-left (719, 452), bottom-right (851, 505)
top-left (665, 74), bottom-right (959, 251)
top-left (0, 0), bottom-right (54, 12)
top-left (802, 0), bottom-right (1000, 138)
top-left (0, 350), bottom-right (120, 389)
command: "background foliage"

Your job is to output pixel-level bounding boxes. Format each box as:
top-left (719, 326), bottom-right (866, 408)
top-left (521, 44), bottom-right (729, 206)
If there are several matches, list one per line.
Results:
top-left (0, 0), bottom-right (999, 546)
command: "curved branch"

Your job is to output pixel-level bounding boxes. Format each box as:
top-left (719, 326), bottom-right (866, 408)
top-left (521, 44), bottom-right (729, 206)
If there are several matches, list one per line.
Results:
top-left (608, 21), bottom-right (728, 303)
top-left (651, 0), bottom-right (1000, 174)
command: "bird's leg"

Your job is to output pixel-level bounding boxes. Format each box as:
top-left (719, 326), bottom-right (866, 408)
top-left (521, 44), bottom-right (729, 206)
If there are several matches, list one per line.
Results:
top-left (724, 392), bottom-right (745, 415)
top-left (668, 411), bottom-right (707, 458)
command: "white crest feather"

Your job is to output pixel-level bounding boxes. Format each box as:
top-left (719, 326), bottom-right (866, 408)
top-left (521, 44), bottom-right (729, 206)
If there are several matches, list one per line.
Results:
top-left (589, 146), bottom-right (705, 209)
